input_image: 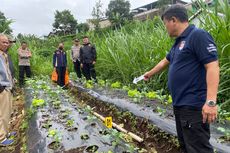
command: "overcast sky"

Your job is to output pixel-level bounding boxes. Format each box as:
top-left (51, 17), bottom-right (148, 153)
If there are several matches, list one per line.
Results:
top-left (1, 0), bottom-right (190, 37)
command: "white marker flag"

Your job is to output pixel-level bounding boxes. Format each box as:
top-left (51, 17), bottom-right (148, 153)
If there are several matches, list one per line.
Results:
top-left (133, 75), bottom-right (145, 84)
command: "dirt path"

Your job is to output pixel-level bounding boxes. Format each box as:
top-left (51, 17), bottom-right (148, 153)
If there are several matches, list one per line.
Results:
top-left (0, 88), bottom-right (26, 153)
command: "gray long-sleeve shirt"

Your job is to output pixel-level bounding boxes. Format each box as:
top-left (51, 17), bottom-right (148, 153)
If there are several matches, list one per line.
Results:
top-left (71, 45), bottom-right (81, 62)
top-left (18, 47), bottom-right (32, 66)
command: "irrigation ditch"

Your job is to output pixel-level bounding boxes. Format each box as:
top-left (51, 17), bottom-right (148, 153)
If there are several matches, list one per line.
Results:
top-left (69, 80), bottom-right (230, 153)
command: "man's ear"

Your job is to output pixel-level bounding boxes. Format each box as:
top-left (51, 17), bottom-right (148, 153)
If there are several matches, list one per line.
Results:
top-left (171, 17), bottom-right (177, 23)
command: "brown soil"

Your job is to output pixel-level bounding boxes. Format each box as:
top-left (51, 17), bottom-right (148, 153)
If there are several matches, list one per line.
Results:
top-left (69, 86), bottom-right (183, 153)
top-left (0, 88), bottom-right (26, 153)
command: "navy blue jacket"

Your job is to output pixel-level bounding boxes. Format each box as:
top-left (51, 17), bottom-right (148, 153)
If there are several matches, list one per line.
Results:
top-left (53, 49), bottom-right (67, 67)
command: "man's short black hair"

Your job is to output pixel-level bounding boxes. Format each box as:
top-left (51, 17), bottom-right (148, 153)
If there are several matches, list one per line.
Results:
top-left (74, 38), bottom-right (79, 42)
top-left (83, 36), bottom-right (88, 39)
top-left (9, 40), bottom-right (16, 43)
top-left (21, 41), bottom-right (27, 44)
top-left (161, 4), bottom-right (188, 22)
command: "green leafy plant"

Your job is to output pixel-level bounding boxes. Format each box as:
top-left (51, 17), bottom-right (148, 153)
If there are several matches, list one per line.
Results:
top-left (20, 120), bottom-right (29, 131)
top-left (125, 144), bottom-right (139, 153)
top-left (48, 129), bottom-right (62, 149)
top-left (85, 80), bottom-right (94, 89)
top-left (48, 129), bottom-right (57, 137)
top-left (145, 91), bottom-right (157, 99)
top-left (81, 134), bottom-right (89, 140)
top-left (156, 94), bottom-right (167, 104)
top-left (218, 107), bottom-right (230, 123)
top-left (84, 105), bottom-right (93, 113)
top-left (167, 95), bottom-right (172, 104)
top-left (87, 115), bottom-right (97, 122)
top-left (98, 79), bottom-right (106, 87)
top-left (32, 99), bottom-right (45, 107)
top-left (85, 145), bottom-right (99, 152)
top-left (111, 81), bottom-right (121, 88)
top-left (61, 109), bottom-right (71, 118)
top-left (66, 119), bottom-right (74, 127)
top-left (122, 85), bottom-right (130, 91)
top-left (217, 127), bottom-right (230, 142)
top-left (53, 100), bottom-right (61, 109)
top-left (127, 89), bottom-right (141, 98)
top-left (110, 129), bottom-right (123, 147)
top-left (156, 106), bottom-right (166, 116)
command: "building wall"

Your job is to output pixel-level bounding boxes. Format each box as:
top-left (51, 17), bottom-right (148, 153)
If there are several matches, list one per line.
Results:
top-left (99, 20), bottom-right (111, 28)
top-left (133, 0), bottom-right (190, 21)
top-left (87, 19), bottom-right (111, 31)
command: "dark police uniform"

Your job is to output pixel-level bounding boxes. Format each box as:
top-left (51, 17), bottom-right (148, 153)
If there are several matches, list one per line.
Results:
top-left (53, 49), bottom-right (67, 87)
top-left (166, 25), bottom-right (218, 153)
top-left (79, 43), bottom-right (97, 81)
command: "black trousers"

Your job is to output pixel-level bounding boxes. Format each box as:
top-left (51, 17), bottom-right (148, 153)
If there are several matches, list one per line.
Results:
top-left (82, 63), bottom-right (96, 81)
top-left (73, 60), bottom-right (82, 79)
top-left (174, 107), bottom-right (214, 153)
top-left (19, 65), bottom-right (31, 86)
top-left (56, 67), bottom-right (66, 87)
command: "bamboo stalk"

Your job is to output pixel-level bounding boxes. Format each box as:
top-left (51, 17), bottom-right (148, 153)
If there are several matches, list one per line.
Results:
top-left (92, 111), bottom-right (144, 143)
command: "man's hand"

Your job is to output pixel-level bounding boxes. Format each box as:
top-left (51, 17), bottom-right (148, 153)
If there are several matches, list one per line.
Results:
top-left (92, 61), bottom-right (96, 65)
top-left (13, 78), bottom-right (18, 84)
top-left (27, 51), bottom-right (32, 57)
top-left (143, 58), bottom-right (169, 81)
top-left (80, 64), bottom-right (83, 68)
top-left (143, 71), bottom-right (152, 81)
top-left (202, 104), bottom-right (218, 123)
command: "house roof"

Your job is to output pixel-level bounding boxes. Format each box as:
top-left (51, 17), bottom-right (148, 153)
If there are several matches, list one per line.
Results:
top-left (131, 0), bottom-right (189, 14)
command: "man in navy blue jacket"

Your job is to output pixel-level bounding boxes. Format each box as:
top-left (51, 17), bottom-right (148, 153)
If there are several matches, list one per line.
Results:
top-left (144, 5), bottom-right (219, 153)
top-left (53, 43), bottom-right (67, 87)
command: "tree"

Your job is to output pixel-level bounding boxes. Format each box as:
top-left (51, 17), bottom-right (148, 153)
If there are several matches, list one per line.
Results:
top-left (0, 11), bottom-right (13, 34)
top-left (106, 0), bottom-right (132, 28)
top-left (16, 33), bottom-right (24, 40)
top-left (76, 23), bottom-right (89, 33)
top-left (52, 10), bottom-right (77, 35)
top-left (91, 0), bottom-right (104, 31)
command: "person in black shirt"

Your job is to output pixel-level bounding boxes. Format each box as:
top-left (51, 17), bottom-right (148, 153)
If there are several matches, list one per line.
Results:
top-left (80, 36), bottom-right (97, 82)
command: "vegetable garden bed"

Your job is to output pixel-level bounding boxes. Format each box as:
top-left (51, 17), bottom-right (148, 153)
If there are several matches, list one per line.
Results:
top-left (69, 80), bottom-right (230, 153)
top-left (0, 76), bottom-right (229, 153)
top-left (24, 77), bottom-right (141, 153)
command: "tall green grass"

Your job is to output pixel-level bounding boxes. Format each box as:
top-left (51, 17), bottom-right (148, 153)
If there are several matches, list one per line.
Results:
top-left (196, 0), bottom-right (230, 108)
top-left (91, 17), bottom-right (172, 91)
